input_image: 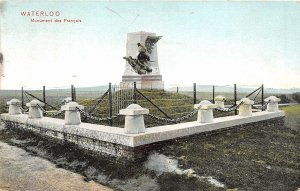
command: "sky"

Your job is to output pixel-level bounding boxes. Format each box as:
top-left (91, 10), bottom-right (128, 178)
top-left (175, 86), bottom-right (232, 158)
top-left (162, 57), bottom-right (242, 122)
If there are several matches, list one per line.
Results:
top-left (0, 1), bottom-right (300, 89)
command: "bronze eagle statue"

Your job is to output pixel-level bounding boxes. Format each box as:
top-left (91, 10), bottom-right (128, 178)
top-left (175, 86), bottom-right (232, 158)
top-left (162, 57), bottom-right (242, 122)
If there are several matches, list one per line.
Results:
top-left (123, 36), bottom-right (162, 75)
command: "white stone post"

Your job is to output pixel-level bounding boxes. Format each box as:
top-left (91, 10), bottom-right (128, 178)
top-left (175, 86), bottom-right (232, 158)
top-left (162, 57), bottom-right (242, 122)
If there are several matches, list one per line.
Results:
top-left (120, 104), bottom-right (149, 134)
top-left (7, 99), bottom-right (22, 115)
top-left (26, 99), bottom-right (45, 118)
top-left (215, 95), bottom-right (226, 109)
top-left (194, 100), bottom-right (217, 123)
top-left (236, 98), bottom-right (254, 116)
top-left (264, 96), bottom-right (281, 112)
top-left (61, 102), bottom-right (84, 125)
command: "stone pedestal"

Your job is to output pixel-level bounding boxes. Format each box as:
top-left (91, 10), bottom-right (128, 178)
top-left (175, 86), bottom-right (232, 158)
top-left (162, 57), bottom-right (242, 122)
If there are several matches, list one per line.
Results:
top-left (120, 104), bottom-right (149, 134)
top-left (121, 31), bottom-right (164, 90)
top-left (194, 100), bottom-right (217, 123)
top-left (7, 99), bottom-right (22, 115)
top-left (26, 99), bottom-right (44, 118)
top-left (61, 102), bottom-right (84, 125)
top-left (237, 98), bottom-right (254, 116)
top-left (215, 95), bottom-right (226, 109)
top-left (265, 96), bottom-right (281, 112)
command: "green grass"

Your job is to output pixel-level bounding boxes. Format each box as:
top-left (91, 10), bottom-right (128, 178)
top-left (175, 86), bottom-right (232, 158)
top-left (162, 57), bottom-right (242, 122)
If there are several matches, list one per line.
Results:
top-left (77, 90), bottom-right (197, 127)
top-left (281, 104), bottom-right (300, 132)
top-left (281, 104), bottom-right (300, 116)
top-left (77, 88), bottom-right (257, 127)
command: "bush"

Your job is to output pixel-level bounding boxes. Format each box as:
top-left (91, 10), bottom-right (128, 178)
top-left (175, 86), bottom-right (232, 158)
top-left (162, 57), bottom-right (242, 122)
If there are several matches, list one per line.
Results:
top-left (292, 92), bottom-right (300, 103)
top-left (277, 94), bottom-right (290, 103)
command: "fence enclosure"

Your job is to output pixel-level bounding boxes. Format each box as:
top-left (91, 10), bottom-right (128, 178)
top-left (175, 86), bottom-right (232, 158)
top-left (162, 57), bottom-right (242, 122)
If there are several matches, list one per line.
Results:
top-left (1, 83), bottom-right (268, 127)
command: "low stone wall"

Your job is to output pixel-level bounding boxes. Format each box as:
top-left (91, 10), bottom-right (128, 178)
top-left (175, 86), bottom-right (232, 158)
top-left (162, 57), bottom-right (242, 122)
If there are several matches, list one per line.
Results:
top-left (1, 111), bottom-right (285, 160)
top-left (1, 114), bottom-right (133, 160)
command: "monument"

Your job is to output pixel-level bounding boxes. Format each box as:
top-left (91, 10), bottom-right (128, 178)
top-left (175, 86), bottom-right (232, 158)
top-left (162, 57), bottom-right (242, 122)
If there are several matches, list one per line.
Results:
top-left (121, 31), bottom-right (164, 89)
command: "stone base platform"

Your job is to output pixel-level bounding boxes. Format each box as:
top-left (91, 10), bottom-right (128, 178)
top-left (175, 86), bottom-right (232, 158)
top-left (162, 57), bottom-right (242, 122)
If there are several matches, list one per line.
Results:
top-left (121, 75), bottom-right (164, 90)
top-left (1, 111), bottom-right (284, 160)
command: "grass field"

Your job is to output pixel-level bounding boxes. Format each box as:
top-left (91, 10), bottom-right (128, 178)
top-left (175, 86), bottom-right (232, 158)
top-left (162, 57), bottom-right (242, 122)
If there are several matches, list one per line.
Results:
top-left (282, 105), bottom-right (300, 131)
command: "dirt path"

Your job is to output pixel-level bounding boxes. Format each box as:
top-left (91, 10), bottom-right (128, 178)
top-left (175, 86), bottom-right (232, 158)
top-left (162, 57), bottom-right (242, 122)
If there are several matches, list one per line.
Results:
top-left (0, 141), bottom-right (113, 191)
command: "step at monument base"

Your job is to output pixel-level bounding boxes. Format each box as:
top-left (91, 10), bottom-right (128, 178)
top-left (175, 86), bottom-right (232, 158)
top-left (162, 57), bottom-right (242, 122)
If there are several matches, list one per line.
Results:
top-left (121, 75), bottom-right (164, 90)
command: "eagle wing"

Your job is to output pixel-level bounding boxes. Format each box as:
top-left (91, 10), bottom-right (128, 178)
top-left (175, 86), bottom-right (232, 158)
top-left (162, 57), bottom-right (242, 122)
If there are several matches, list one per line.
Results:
top-left (144, 36), bottom-right (162, 54)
